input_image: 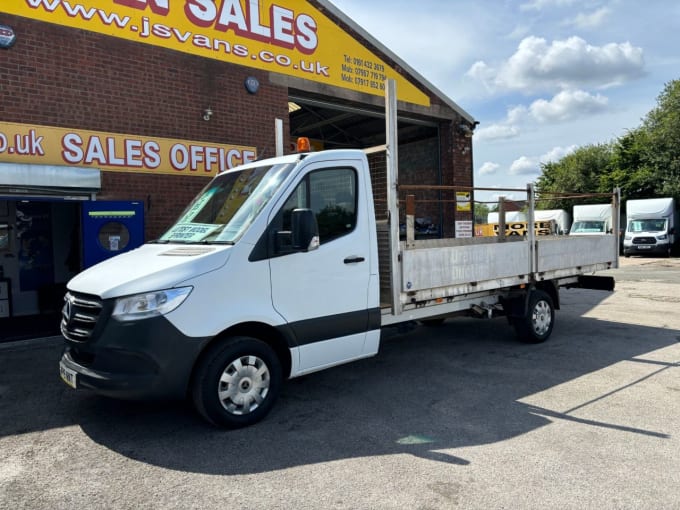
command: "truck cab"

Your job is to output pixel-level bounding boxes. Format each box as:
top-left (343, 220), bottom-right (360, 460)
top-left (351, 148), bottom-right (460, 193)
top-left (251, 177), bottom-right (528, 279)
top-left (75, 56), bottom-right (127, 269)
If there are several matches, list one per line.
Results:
top-left (60, 149), bottom-right (382, 427)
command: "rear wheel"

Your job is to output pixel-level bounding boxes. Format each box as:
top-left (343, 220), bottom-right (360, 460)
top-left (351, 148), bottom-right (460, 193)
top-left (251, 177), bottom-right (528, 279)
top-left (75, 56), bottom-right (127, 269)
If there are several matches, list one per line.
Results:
top-left (514, 290), bottom-right (554, 344)
top-left (192, 336), bottom-right (282, 428)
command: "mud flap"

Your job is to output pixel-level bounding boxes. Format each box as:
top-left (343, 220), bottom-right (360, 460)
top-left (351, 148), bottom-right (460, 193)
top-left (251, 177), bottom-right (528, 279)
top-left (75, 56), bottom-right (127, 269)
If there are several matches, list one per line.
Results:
top-left (576, 275), bottom-right (615, 291)
top-left (499, 294), bottom-right (528, 324)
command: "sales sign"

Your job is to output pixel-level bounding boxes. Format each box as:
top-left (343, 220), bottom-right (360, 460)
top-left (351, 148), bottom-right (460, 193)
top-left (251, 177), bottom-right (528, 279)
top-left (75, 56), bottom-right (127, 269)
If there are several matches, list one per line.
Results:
top-left (0, 121), bottom-right (257, 176)
top-left (1, 0), bottom-right (430, 106)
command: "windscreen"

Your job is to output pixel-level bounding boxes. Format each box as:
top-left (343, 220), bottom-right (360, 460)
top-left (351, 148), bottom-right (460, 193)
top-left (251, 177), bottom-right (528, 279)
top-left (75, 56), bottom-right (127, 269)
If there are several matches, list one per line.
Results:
top-left (159, 163), bottom-right (294, 244)
top-left (571, 220), bottom-right (606, 233)
top-left (627, 219), bottom-right (667, 232)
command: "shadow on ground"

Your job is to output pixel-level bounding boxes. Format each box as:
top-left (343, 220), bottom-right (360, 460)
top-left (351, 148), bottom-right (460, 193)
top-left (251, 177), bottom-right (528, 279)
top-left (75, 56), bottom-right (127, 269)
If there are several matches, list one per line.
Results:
top-left (1, 289), bottom-right (677, 475)
top-left (0, 313), bottom-right (61, 343)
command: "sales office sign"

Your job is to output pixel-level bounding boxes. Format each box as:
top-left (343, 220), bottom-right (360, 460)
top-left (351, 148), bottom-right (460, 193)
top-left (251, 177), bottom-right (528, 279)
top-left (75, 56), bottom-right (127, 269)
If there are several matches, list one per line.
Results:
top-left (0, 121), bottom-right (257, 176)
top-left (0, 0), bottom-right (429, 106)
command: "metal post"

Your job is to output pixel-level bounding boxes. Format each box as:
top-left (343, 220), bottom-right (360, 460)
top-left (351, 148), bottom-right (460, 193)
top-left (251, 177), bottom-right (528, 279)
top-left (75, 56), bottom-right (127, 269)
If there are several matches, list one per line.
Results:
top-left (613, 187), bottom-right (621, 266)
top-left (385, 79), bottom-right (402, 315)
top-left (406, 194), bottom-right (415, 248)
top-left (498, 197), bottom-right (506, 241)
top-left (275, 118), bottom-right (284, 157)
top-left (527, 183), bottom-right (536, 276)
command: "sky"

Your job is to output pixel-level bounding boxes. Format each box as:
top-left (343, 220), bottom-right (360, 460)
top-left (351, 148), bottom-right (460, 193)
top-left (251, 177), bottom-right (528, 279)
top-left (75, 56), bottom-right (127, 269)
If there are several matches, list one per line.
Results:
top-left (329, 0), bottom-right (680, 202)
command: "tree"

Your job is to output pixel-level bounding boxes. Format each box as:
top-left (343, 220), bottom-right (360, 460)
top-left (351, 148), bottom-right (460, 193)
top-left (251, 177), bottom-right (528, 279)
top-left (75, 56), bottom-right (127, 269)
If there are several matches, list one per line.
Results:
top-left (642, 80), bottom-right (680, 201)
top-left (473, 201), bottom-right (490, 224)
top-left (535, 143), bottom-right (614, 210)
top-left (601, 127), bottom-right (656, 201)
top-left (535, 78), bottom-right (680, 205)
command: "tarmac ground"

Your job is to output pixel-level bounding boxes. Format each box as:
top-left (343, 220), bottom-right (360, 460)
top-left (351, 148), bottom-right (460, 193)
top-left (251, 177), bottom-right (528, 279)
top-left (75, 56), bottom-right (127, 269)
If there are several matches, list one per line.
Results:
top-left (1, 255), bottom-right (679, 509)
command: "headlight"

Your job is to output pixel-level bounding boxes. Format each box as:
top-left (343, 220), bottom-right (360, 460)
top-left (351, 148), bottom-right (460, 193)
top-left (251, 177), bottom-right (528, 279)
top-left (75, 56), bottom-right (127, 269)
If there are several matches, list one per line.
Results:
top-left (624, 235), bottom-right (632, 241)
top-left (112, 287), bottom-right (192, 322)
top-left (657, 234), bottom-right (668, 240)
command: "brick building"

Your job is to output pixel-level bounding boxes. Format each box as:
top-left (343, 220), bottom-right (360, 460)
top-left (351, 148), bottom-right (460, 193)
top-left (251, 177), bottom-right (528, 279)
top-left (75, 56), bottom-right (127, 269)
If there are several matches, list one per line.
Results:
top-left (0, 1), bottom-right (476, 337)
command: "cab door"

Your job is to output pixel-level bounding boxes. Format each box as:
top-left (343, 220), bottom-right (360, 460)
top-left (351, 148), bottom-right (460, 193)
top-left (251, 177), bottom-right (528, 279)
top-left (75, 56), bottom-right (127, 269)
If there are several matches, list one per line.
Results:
top-left (82, 201), bottom-right (144, 268)
top-left (267, 162), bottom-right (373, 374)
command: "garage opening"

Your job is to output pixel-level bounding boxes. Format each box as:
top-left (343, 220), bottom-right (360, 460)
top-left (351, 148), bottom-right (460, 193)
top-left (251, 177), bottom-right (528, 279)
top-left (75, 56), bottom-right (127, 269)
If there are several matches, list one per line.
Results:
top-left (288, 93), bottom-right (439, 149)
top-left (288, 92), bottom-right (444, 230)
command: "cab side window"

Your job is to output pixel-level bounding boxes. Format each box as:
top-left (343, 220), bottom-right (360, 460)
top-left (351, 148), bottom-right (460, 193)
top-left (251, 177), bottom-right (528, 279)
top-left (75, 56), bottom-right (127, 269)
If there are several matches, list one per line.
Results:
top-left (280, 168), bottom-right (357, 244)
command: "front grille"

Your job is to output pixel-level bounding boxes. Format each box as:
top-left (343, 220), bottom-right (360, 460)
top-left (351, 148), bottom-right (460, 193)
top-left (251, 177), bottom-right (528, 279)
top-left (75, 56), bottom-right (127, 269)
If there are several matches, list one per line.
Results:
top-left (633, 237), bottom-right (656, 245)
top-left (61, 292), bottom-right (103, 342)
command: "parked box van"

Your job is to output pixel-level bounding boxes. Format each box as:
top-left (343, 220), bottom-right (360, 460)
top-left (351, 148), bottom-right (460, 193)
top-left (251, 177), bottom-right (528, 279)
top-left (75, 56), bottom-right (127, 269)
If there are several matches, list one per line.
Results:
top-left (570, 204), bottom-right (612, 235)
top-left (623, 198), bottom-right (678, 257)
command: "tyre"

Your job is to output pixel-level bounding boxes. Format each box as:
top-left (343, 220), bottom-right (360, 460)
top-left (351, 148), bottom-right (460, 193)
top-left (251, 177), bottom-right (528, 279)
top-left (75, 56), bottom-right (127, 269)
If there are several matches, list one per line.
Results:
top-left (192, 336), bottom-right (282, 428)
top-left (514, 290), bottom-right (554, 344)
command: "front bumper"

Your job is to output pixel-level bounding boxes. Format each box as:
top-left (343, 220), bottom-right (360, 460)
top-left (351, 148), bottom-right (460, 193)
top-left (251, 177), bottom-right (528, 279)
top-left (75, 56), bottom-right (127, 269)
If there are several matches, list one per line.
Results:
top-left (60, 299), bottom-right (210, 400)
top-left (623, 243), bottom-right (669, 256)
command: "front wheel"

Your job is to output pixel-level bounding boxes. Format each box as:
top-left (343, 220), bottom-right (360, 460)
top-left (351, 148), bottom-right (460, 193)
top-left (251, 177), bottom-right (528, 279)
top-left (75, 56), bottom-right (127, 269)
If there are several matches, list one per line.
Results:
top-left (192, 336), bottom-right (282, 428)
top-left (514, 290), bottom-right (554, 344)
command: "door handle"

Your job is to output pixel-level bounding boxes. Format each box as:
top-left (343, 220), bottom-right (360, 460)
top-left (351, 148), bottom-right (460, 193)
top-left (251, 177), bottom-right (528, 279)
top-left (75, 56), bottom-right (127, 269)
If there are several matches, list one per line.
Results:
top-left (344, 256), bottom-right (365, 264)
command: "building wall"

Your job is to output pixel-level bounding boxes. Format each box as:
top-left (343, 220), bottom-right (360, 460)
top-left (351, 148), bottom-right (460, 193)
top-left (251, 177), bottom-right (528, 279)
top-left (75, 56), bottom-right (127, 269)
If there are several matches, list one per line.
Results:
top-left (448, 121), bottom-right (474, 235)
top-left (389, 123), bottom-right (474, 238)
top-left (399, 137), bottom-right (440, 232)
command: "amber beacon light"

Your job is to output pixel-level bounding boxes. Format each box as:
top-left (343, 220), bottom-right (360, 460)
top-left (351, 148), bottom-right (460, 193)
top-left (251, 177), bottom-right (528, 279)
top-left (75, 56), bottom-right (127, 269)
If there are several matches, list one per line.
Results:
top-left (296, 137), bottom-right (311, 152)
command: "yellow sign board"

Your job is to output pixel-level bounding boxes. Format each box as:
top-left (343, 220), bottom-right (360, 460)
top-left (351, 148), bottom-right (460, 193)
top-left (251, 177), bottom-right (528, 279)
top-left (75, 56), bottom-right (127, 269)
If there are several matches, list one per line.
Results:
top-left (456, 191), bottom-right (471, 212)
top-left (2, 0), bottom-right (430, 106)
top-left (475, 221), bottom-right (557, 237)
top-left (0, 121), bottom-right (256, 176)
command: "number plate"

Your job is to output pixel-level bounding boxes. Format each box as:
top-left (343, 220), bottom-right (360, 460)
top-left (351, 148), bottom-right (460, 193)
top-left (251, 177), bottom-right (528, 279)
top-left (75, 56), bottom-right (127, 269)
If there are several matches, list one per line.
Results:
top-left (638, 245), bottom-right (651, 249)
top-left (59, 361), bottom-right (77, 389)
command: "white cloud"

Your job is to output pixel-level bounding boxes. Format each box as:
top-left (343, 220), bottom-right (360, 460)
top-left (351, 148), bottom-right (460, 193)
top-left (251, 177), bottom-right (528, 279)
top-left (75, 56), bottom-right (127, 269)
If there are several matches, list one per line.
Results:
top-left (475, 124), bottom-right (520, 141)
top-left (468, 36), bottom-right (645, 93)
top-left (507, 105), bottom-right (528, 124)
top-left (528, 89), bottom-right (609, 122)
top-left (465, 61), bottom-right (496, 92)
top-left (509, 145), bottom-right (578, 175)
top-left (479, 162), bottom-right (500, 175)
top-left (568, 7), bottom-right (612, 29)
top-left (509, 156), bottom-right (540, 175)
top-left (541, 145), bottom-right (578, 162)
top-left (476, 89), bottom-right (607, 144)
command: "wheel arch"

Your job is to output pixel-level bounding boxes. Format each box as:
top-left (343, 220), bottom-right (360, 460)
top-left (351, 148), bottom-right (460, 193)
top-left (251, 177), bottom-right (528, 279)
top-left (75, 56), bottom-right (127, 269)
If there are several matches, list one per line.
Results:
top-left (187, 321), bottom-right (293, 398)
top-left (502, 281), bottom-right (560, 319)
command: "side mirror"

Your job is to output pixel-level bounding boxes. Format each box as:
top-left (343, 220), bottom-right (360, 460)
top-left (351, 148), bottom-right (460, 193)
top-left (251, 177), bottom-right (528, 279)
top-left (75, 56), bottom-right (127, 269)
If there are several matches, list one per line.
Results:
top-left (291, 208), bottom-right (319, 251)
